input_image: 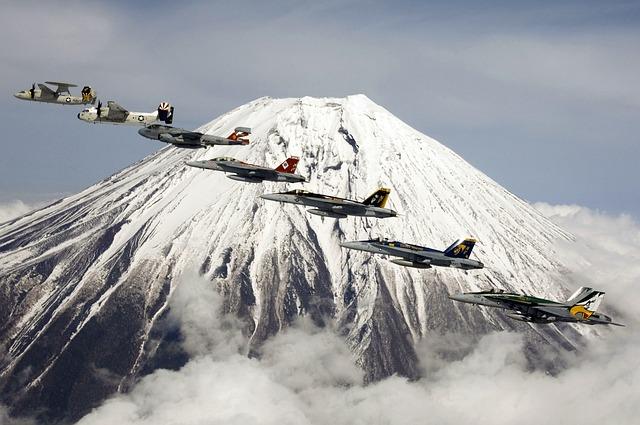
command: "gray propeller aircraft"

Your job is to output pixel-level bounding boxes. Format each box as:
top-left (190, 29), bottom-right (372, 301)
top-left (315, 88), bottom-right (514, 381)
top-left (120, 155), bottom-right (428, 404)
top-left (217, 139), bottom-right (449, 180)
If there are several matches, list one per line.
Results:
top-left (449, 286), bottom-right (624, 326)
top-left (138, 125), bottom-right (251, 149)
top-left (187, 156), bottom-right (306, 183)
top-left (78, 101), bottom-right (173, 126)
top-left (260, 188), bottom-right (397, 219)
top-left (14, 82), bottom-right (96, 105)
top-left (340, 237), bottom-right (483, 269)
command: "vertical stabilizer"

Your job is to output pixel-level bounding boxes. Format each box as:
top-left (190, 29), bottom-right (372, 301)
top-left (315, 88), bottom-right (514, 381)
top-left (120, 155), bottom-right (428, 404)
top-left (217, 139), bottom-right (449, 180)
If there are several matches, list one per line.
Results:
top-left (275, 156), bottom-right (299, 173)
top-left (363, 188), bottom-right (391, 208)
top-left (444, 238), bottom-right (477, 259)
top-left (567, 287), bottom-right (605, 311)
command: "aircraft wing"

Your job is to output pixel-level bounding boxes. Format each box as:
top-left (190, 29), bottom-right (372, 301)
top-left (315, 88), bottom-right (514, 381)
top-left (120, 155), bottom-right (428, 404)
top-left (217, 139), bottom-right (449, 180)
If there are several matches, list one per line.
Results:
top-left (223, 162), bottom-right (274, 176)
top-left (38, 84), bottom-right (57, 97)
top-left (106, 101), bottom-right (129, 114)
top-left (482, 294), bottom-right (538, 311)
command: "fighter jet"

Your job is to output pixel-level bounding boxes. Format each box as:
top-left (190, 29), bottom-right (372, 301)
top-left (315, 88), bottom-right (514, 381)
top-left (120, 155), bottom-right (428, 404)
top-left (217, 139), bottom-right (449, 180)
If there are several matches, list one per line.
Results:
top-left (260, 188), bottom-right (396, 219)
top-left (187, 156), bottom-right (306, 183)
top-left (14, 82), bottom-right (96, 105)
top-left (340, 237), bottom-right (483, 269)
top-left (449, 286), bottom-right (624, 326)
top-left (78, 101), bottom-right (173, 126)
top-left (138, 125), bottom-right (251, 149)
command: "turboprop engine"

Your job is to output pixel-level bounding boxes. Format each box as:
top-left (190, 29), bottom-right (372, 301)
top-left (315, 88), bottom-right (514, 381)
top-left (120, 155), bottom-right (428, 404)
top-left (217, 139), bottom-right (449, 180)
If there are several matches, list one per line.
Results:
top-left (157, 102), bottom-right (174, 124)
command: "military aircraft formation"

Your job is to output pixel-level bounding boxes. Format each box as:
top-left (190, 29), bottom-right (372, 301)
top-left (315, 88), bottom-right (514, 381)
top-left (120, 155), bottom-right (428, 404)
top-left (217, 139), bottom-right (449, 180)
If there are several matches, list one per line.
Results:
top-left (14, 80), bottom-right (623, 328)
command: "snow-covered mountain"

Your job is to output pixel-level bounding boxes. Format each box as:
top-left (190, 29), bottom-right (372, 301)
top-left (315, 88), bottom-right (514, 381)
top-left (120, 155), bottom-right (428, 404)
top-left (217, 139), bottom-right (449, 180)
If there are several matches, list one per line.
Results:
top-left (0, 95), bottom-right (587, 421)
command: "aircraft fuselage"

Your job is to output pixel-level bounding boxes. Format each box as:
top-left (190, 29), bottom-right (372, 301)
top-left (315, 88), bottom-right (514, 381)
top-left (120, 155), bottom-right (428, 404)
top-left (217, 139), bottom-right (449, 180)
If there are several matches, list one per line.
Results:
top-left (14, 90), bottom-right (88, 105)
top-left (78, 108), bottom-right (159, 126)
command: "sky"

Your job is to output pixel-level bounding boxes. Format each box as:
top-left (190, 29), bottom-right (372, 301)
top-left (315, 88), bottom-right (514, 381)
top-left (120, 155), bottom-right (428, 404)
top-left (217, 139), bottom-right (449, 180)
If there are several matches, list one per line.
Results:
top-left (0, 0), bottom-right (638, 216)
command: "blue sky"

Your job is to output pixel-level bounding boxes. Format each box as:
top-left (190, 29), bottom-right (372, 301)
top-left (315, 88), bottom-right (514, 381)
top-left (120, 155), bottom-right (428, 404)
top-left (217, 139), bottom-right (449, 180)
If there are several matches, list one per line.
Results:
top-left (1, 0), bottom-right (638, 215)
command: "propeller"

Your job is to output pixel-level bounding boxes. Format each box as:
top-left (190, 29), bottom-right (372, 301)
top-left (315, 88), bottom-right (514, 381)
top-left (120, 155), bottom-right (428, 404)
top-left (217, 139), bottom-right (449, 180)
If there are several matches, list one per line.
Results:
top-left (30, 83), bottom-right (35, 99)
top-left (96, 100), bottom-right (102, 118)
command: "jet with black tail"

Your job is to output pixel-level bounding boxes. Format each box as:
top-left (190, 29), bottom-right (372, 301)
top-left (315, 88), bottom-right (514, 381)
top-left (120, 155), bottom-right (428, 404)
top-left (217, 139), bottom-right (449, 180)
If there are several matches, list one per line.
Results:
top-left (78, 101), bottom-right (174, 126)
top-left (187, 156), bottom-right (306, 183)
top-left (449, 286), bottom-right (624, 326)
top-left (340, 237), bottom-right (483, 269)
top-left (261, 188), bottom-right (396, 219)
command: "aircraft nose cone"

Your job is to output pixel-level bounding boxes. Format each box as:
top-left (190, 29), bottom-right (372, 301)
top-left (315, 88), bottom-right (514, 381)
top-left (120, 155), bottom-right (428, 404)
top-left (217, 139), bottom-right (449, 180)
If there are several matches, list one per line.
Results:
top-left (260, 194), bottom-right (282, 202)
top-left (339, 241), bottom-right (361, 250)
top-left (448, 294), bottom-right (471, 303)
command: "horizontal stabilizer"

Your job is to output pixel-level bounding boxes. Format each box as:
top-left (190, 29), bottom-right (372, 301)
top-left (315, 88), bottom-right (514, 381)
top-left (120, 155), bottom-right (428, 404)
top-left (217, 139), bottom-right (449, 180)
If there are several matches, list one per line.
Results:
top-left (227, 127), bottom-right (251, 144)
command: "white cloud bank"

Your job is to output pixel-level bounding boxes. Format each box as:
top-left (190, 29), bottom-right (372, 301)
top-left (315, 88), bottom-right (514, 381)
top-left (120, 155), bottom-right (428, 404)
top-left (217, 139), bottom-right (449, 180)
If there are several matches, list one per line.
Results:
top-left (0, 200), bottom-right (40, 223)
top-left (73, 203), bottom-right (640, 425)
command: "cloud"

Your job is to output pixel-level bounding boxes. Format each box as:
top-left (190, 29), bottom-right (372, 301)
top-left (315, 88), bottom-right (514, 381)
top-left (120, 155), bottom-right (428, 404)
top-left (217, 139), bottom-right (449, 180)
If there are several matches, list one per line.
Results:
top-left (534, 203), bottom-right (640, 317)
top-left (0, 200), bottom-right (42, 223)
top-left (72, 203), bottom-right (640, 425)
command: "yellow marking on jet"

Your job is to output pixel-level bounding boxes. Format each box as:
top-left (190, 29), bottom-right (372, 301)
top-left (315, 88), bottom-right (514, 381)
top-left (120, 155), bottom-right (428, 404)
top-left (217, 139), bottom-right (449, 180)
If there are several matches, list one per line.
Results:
top-left (570, 305), bottom-right (594, 320)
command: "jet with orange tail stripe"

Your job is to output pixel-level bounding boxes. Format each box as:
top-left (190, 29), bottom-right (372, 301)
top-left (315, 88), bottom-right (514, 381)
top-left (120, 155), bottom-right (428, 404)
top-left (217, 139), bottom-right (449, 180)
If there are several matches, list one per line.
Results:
top-left (449, 286), bottom-right (624, 326)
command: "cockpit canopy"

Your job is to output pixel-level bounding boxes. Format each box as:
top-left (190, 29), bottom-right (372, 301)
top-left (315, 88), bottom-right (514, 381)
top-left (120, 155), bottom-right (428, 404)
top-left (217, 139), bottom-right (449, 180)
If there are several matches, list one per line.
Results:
top-left (285, 189), bottom-right (310, 195)
top-left (212, 157), bottom-right (237, 162)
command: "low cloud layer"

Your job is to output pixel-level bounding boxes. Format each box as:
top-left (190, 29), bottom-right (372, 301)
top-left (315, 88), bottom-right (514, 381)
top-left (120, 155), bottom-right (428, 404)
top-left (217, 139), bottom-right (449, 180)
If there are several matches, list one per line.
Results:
top-left (70, 204), bottom-right (640, 425)
top-left (0, 200), bottom-right (42, 224)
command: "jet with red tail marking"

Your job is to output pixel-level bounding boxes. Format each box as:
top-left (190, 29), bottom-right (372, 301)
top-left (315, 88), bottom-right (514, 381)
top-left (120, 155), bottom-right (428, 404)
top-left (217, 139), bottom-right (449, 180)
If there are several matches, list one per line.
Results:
top-left (138, 125), bottom-right (250, 149)
top-left (186, 156), bottom-right (306, 183)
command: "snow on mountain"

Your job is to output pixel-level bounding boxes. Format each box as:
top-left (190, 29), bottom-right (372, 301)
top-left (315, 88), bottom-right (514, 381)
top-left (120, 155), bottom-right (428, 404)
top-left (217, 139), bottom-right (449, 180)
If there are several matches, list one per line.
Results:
top-left (0, 95), bottom-right (588, 421)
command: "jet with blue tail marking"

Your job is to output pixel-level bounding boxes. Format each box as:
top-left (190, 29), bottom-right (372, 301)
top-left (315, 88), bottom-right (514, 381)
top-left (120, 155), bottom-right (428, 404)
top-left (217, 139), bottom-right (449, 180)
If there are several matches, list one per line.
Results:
top-left (340, 237), bottom-right (483, 269)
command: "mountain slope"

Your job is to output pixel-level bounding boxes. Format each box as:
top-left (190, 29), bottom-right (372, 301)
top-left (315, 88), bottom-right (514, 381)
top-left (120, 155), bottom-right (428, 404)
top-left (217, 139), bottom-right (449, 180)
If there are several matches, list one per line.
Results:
top-left (0, 95), bottom-right (584, 421)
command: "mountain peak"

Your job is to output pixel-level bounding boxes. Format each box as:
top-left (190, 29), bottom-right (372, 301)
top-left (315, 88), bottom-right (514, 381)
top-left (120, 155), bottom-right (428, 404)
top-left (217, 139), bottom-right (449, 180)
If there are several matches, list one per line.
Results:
top-left (0, 95), bottom-right (578, 422)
